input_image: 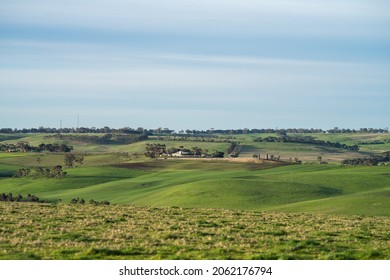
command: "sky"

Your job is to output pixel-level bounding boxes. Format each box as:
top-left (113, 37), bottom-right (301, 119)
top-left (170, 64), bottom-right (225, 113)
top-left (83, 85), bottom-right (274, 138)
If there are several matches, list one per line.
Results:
top-left (0, 0), bottom-right (389, 131)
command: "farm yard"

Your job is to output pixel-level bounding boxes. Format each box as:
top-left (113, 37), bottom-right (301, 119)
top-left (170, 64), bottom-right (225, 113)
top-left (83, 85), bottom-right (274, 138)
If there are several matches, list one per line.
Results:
top-left (0, 130), bottom-right (389, 259)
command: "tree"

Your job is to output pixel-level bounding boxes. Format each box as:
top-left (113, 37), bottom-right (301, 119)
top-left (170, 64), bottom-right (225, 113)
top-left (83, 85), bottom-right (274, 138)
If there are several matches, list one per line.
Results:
top-left (14, 168), bottom-right (31, 178)
top-left (191, 147), bottom-right (203, 156)
top-left (59, 144), bottom-right (73, 152)
top-left (64, 153), bottom-right (76, 167)
top-left (145, 143), bottom-right (166, 158)
top-left (64, 153), bottom-right (84, 167)
top-left (34, 167), bottom-right (45, 177)
top-left (74, 155), bottom-right (84, 166)
top-left (211, 151), bottom-right (224, 158)
top-left (50, 165), bottom-right (66, 178)
top-left (16, 141), bottom-right (30, 152)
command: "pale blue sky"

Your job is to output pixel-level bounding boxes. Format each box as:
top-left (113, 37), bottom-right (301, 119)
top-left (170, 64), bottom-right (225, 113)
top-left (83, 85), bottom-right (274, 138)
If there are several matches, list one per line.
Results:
top-left (1, 0), bottom-right (389, 131)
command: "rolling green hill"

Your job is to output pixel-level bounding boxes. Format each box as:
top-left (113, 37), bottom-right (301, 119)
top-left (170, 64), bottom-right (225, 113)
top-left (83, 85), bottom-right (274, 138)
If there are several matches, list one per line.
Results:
top-left (1, 132), bottom-right (390, 260)
top-left (1, 157), bottom-right (389, 216)
top-left (1, 132), bottom-right (389, 217)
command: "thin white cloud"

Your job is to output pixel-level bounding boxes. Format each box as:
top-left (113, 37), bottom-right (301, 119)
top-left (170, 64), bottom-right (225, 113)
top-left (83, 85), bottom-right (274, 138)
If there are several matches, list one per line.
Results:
top-left (1, 0), bottom-right (388, 38)
top-left (0, 39), bottom-right (358, 67)
top-left (1, 1), bottom-right (389, 130)
top-left (1, 39), bottom-right (388, 103)
top-left (0, 58), bottom-right (386, 103)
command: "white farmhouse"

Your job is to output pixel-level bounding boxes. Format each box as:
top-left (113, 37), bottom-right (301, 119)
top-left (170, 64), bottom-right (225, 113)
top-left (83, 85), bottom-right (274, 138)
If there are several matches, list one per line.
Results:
top-left (171, 150), bottom-right (191, 157)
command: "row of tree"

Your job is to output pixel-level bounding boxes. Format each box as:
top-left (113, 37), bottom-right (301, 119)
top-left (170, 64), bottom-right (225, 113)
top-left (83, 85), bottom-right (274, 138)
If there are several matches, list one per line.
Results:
top-left (13, 153), bottom-right (84, 178)
top-left (0, 142), bottom-right (73, 153)
top-left (1, 193), bottom-right (40, 202)
top-left (341, 153), bottom-right (390, 166)
top-left (1, 127), bottom-right (388, 135)
top-left (182, 127), bottom-right (389, 135)
top-left (0, 126), bottom-right (167, 135)
top-left (44, 133), bottom-right (148, 145)
top-left (254, 135), bottom-right (360, 151)
top-left (14, 165), bottom-right (67, 179)
top-left (227, 142), bottom-right (241, 157)
top-left (70, 197), bottom-right (110, 205)
top-left (357, 139), bottom-right (390, 145)
top-left (156, 135), bottom-right (234, 143)
top-left (144, 143), bottom-right (225, 158)
top-left (251, 154), bottom-right (282, 161)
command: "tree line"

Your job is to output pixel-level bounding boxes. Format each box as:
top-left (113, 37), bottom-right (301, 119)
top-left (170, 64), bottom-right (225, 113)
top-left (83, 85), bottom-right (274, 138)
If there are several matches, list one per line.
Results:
top-left (357, 139), bottom-right (390, 145)
top-left (1, 126), bottom-right (388, 135)
top-left (254, 135), bottom-right (360, 151)
top-left (1, 193), bottom-right (41, 203)
top-left (13, 153), bottom-right (84, 178)
top-left (44, 133), bottom-right (148, 145)
top-left (341, 153), bottom-right (390, 166)
top-left (0, 126), bottom-right (147, 134)
top-left (0, 126), bottom-right (169, 135)
top-left (227, 142), bottom-right (241, 157)
top-left (182, 127), bottom-right (389, 135)
top-left (70, 197), bottom-right (110, 205)
top-left (156, 135), bottom-right (234, 143)
top-left (14, 165), bottom-right (67, 179)
top-left (0, 142), bottom-right (73, 153)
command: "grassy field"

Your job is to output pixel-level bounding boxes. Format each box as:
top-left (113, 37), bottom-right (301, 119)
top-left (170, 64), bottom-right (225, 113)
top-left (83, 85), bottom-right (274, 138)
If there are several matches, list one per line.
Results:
top-left (1, 203), bottom-right (389, 260)
top-left (4, 132), bottom-right (389, 159)
top-left (0, 157), bottom-right (389, 216)
top-left (238, 142), bottom-right (364, 162)
top-left (0, 132), bottom-right (389, 259)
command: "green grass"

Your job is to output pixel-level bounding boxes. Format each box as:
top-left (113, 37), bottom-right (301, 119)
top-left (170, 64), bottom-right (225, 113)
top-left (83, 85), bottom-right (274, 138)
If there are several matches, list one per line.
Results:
top-left (1, 203), bottom-right (389, 260)
top-left (0, 135), bottom-right (25, 141)
top-left (1, 156), bottom-right (389, 216)
top-left (0, 133), bottom-right (231, 154)
top-left (1, 133), bottom-right (390, 260)
top-left (273, 188), bottom-right (390, 216)
top-left (3, 132), bottom-right (388, 158)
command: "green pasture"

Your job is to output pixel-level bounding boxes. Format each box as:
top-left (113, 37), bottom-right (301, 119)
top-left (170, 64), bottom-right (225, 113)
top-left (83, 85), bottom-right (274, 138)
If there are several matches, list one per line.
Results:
top-left (310, 133), bottom-right (390, 154)
top-left (1, 133), bottom-right (389, 217)
top-left (1, 203), bottom-right (389, 260)
top-left (0, 153), bottom-right (389, 216)
top-left (1, 132), bottom-right (390, 260)
top-left (239, 142), bottom-right (365, 162)
top-left (2, 132), bottom-right (389, 158)
top-left (237, 133), bottom-right (390, 161)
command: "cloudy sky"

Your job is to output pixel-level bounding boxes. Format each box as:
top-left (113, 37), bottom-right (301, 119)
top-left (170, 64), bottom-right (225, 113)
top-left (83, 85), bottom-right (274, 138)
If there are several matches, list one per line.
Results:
top-left (1, 0), bottom-right (389, 131)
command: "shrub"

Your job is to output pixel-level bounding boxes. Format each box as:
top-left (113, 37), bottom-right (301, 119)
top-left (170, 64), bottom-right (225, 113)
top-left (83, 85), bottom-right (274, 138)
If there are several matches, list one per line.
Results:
top-left (72, 198), bottom-right (110, 205)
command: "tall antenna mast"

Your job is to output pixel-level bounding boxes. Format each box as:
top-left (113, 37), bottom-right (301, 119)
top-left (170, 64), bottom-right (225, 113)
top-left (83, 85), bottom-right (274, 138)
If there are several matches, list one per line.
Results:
top-left (77, 115), bottom-right (80, 129)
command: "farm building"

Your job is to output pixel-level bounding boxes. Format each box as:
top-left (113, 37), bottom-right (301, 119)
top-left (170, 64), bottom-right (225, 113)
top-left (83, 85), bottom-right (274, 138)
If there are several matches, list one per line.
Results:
top-left (171, 150), bottom-right (191, 157)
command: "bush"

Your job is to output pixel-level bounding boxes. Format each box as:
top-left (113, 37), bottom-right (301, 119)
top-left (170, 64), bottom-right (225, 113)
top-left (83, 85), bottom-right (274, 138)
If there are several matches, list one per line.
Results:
top-left (14, 166), bottom-right (67, 179)
top-left (72, 198), bottom-right (110, 205)
top-left (0, 193), bottom-right (40, 203)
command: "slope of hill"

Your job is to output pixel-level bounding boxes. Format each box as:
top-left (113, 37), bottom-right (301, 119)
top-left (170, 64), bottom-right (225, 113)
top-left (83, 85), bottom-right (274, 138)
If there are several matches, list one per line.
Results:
top-left (1, 156), bottom-right (389, 216)
top-left (1, 132), bottom-right (390, 260)
top-left (1, 203), bottom-right (389, 260)
top-left (1, 132), bottom-right (389, 217)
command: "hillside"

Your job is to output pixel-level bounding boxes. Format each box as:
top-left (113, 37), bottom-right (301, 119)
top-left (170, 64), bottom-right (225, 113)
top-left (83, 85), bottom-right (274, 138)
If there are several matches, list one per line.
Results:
top-left (0, 132), bottom-right (389, 217)
top-left (1, 203), bottom-right (389, 260)
top-left (1, 155), bottom-right (389, 216)
top-left (1, 132), bottom-right (390, 260)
